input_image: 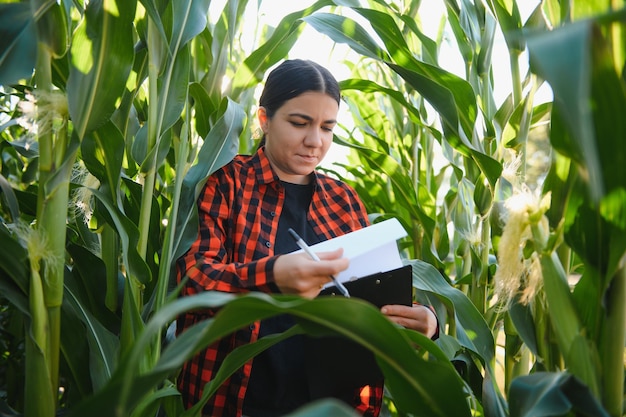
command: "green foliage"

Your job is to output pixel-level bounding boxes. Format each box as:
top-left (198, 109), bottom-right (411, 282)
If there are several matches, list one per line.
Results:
top-left (0, 0), bottom-right (624, 416)
top-left (309, 0), bottom-right (625, 416)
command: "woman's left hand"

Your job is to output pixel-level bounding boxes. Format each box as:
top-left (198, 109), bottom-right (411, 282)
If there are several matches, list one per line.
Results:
top-left (381, 304), bottom-right (438, 339)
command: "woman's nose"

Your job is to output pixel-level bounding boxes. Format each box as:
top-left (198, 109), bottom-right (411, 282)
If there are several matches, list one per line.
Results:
top-left (304, 127), bottom-right (323, 147)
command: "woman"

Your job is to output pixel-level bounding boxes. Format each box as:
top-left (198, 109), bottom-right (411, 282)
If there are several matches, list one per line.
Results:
top-left (176, 59), bottom-right (438, 417)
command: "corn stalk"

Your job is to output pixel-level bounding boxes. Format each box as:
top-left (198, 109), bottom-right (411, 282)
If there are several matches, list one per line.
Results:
top-left (22, 1), bottom-right (70, 416)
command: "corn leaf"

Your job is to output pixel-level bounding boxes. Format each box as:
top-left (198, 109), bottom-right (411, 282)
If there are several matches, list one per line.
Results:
top-left (67, 0), bottom-right (136, 139)
top-left (230, 0), bottom-right (335, 96)
top-left (173, 98), bottom-right (245, 260)
top-left (32, 0), bottom-right (68, 58)
top-left (509, 372), bottom-right (609, 417)
top-left (0, 3), bottom-right (37, 85)
top-left (70, 292), bottom-right (471, 417)
top-left (82, 121), bottom-right (125, 202)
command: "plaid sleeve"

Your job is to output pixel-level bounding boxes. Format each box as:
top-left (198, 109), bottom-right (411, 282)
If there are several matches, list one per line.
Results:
top-left (177, 167), bottom-right (278, 295)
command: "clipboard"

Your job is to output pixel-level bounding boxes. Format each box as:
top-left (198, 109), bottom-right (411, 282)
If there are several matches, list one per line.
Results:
top-left (306, 264), bottom-right (413, 401)
top-left (318, 264), bottom-right (413, 307)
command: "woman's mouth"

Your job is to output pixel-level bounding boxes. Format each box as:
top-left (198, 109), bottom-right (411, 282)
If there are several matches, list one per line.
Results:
top-left (298, 154), bottom-right (318, 163)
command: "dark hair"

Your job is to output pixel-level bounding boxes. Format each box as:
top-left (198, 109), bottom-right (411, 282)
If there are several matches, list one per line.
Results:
top-left (259, 59), bottom-right (341, 119)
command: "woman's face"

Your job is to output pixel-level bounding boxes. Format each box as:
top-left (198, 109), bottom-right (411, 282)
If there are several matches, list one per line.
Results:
top-left (259, 91), bottom-right (339, 184)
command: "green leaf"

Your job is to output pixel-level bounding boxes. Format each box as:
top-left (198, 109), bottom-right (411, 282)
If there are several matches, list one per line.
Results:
top-left (32, 0), bottom-right (69, 58)
top-left (508, 298), bottom-right (539, 357)
top-left (543, 152), bottom-right (574, 228)
top-left (63, 274), bottom-right (119, 392)
top-left (67, 0), bottom-right (137, 138)
top-left (283, 399), bottom-right (360, 417)
top-left (385, 63), bottom-right (503, 187)
top-left (129, 384), bottom-right (181, 417)
top-left (451, 178), bottom-right (476, 238)
top-left (188, 82), bottom-right (216, 138)
top-left (526, 21), bottom-right (604, 201)
top-left (408, 259), bottom-right (507, 415)
top-left (155, 43), bottom-right (190, 141)
top-left (302, 13), bottom-right (388, 61)
top-left (231, 0), bottom-right (334, 96)
top-left (75, 291), bottom-right (470, 417)
top-left (539, 252), bottom-right (599, 394)
top-left (90, 188), bottom-right (152, 285)
top-left (60, 293), bottom-right (96, 399)
top-left (181, 325), bottom-right (304, 415)
top-left (397, 14), bottom-right (440, 66)
top-left (443, 0), bottom-right (475, 64)
top-left (0, 225), bottom-right (29, 311)
top-left (225, 1), bottom-right (250, 62)
top-left (135, 126), bottom-right (173, 174)
top-left (137, 0), bottom-right (168, 50)
top-left (344, 146), bottom-right (436, 242)
top-left (587, 26), bottom-right (626, 198)
top-left (565, 200), bottom-right (613, 277)
top-left (82, 121), bottom-right (125, 201)
top-left (172, 98), bottom-right (245, 260)
top-left (65, 243), bottom-right (120, 330)
top-left (170, 0), bottom-right (211, 54)
top-left (408, 259), bottom-right (495, 364)
top-left (509, 372), bottom-right (610, 417)
top-left (306, 7), bottom-right (502, 185)
top-left (570, 0), bottom-right (617, 20)
top-left (0, 3), bottom-right (37, 85)
top-left (350, 7), bottom-right (435, 72)
top-left (474, 174), bottom-right (493, 216)
top-left (486, 0), bottom-right (524, 51)
top-left (182, 295), bottom-right (470, 417)
top-left (0, 173), bottom-right (20, 222)
top-left (339, 78), bottom-right (426, 126)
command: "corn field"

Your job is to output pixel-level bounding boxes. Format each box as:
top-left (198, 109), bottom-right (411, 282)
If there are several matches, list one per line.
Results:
top-left (0, 0), bottom-right (624, 416)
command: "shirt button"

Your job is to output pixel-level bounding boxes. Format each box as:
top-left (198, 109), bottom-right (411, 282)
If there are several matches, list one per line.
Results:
top-left (249, 324), bottom-right (255, 330)
top-left (270, 211), bottom-right (276, 217)
top-left (265, 241), bottom-right (271, 248)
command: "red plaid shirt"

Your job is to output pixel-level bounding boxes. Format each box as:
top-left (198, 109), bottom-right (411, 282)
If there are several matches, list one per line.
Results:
top-left (176, 147), bottom-right (382, 416)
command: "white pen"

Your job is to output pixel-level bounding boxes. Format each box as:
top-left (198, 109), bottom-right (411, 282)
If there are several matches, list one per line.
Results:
top-left (287, 228), bottom-right (350, 298)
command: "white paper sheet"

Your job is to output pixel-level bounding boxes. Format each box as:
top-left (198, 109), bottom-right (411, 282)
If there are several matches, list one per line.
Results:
top-left (301, 218), bottom-right (408, 283)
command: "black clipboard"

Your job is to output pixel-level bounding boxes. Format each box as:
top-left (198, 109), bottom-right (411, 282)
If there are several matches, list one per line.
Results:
top-left (318, 264), bottom-right (413, 307)
top-left (306, 264), bottom-right (413, 401)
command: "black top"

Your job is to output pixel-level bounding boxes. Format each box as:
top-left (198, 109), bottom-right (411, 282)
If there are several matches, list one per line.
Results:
top-left (242, 181), bottom-right (320, 416)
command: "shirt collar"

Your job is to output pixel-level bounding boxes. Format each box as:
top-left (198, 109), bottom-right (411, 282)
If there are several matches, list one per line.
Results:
top-left (253, 146), bottom-right (320, 189)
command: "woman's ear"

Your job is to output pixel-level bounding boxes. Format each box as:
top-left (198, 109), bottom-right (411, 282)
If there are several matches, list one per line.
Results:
top-left (257, 107), bottom-right (268, 133)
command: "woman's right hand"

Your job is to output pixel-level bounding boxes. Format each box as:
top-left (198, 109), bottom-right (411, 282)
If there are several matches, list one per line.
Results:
top-left (273, 248), bottom-right (349, 298)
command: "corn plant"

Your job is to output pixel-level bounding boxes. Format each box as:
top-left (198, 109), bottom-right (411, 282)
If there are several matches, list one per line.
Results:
top-left (0, 0), bottom-right (345, 415)
top-left (1, 0), bottom-right (624, 416)
top-left (306, 0), bottom-right (625, 416)
top-left (1, 1), bottom-right (472, 416)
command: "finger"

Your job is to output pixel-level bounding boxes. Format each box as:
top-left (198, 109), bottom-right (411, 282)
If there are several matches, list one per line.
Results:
top-left (315, 247), bottom-right (344, 260)
top-left (381, 304), bottom-right (438, 337)
top-left (305, 257), bottom-right (349, 277)
top-left (383, 313), bottom-right (427, 333)
top-left (301, 287), bottom-right (322, 299)
top-left (380, 304), bottom-right (414, 317)
top-left (387, 316), bottom-right (422, 329)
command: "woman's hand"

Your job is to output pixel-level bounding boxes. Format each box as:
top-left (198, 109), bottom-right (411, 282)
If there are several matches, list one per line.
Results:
top-left (381, 304), bottom-right (438, 339)
top-left (273, 248), bottom-right (348, 298)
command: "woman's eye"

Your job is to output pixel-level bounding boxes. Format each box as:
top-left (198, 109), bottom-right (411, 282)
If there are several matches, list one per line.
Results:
top-left (322, 126), bottom-right (334, 132)
top-left (290, 121), bottom-right (306, 127)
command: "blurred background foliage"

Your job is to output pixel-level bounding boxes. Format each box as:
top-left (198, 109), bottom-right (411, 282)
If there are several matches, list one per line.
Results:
top-left (0, 0), bottom-right (624, 416)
